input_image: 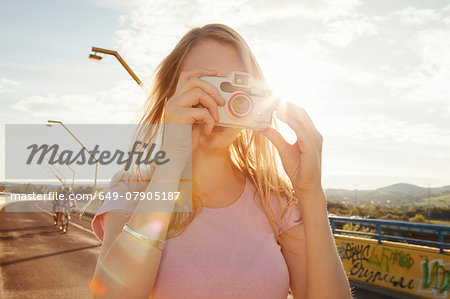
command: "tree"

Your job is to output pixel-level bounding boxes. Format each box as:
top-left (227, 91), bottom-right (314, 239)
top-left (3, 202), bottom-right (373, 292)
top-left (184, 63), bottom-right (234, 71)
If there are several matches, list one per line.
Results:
top-left (409, 214), bottom-right (426, 223)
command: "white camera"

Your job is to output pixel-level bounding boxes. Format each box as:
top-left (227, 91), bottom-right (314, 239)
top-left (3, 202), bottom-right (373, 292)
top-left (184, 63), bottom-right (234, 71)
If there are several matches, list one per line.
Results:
top-left (200, 71), bottom-right (275, 130)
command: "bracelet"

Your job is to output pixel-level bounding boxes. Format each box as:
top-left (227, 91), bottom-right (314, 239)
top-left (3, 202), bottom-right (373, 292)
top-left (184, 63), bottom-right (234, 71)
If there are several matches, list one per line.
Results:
top-left (122, 223), bottom-right (166, 250)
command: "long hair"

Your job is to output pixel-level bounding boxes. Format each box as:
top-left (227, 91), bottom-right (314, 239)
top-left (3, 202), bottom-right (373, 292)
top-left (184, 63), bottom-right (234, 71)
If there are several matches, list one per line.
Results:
top-left (127, 24), bottom-right (300, 251)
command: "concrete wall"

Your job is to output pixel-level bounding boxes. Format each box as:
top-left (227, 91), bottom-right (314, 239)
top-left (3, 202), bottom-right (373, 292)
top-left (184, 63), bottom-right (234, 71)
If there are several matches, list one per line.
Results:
top-left (335, 235), bottom-right (449, 298)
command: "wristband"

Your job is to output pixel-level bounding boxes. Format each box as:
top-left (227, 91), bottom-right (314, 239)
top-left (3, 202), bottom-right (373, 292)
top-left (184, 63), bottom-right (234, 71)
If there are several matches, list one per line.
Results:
top-left (122, 223), bottom-right (166, 250)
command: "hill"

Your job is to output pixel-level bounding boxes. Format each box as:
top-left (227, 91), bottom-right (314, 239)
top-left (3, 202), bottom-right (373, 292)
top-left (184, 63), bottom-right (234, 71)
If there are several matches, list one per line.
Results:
top-left (325, 183), bottom-right (450, 207)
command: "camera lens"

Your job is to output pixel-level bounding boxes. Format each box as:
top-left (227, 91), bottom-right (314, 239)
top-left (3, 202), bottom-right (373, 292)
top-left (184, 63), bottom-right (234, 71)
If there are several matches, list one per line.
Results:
top-left (229, 93), bottom-right (253, 117)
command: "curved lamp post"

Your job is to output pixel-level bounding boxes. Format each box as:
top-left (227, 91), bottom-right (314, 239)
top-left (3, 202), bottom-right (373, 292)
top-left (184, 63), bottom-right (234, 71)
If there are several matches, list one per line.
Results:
top-left (43, 155), bottom-right (75, 191)
top-left (89, 46), bottom-right (144, 89)
top-left (42, 165), bottom-right (65, 186)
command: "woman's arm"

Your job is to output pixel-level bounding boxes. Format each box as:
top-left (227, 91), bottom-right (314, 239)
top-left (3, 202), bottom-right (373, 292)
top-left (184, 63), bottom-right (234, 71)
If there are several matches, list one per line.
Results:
top-left (280, 222), bottom-right (307, 298)
top-left (281, 190), bottom-right (351, 299)
top-left (261, 102), bottom-right (351, 299)
top-left (91, 68), bottom-right (224, 298)
top-left (91, 166), bottom-right (181, 299)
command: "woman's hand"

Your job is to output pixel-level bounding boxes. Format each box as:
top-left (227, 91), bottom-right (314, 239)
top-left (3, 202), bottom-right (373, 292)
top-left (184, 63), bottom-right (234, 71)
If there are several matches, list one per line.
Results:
top-left (165, 68), bottom-right (225, 131)
top-left (261, 101), bottom-right (324, 196)
top-left (162, 68), bottom-right (226, 160)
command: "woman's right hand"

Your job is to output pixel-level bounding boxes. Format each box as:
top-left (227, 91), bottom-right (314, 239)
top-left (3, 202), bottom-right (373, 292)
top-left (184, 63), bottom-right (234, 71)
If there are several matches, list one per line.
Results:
top-left (162, 68), bottom-right (226, 160)
top-left (165, 68), bottom-right (226, 132)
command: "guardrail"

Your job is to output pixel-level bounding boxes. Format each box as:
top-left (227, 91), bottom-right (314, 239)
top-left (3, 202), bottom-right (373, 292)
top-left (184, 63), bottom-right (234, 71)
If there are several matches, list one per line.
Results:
top-left (329, 216), bottom-right (450, 253)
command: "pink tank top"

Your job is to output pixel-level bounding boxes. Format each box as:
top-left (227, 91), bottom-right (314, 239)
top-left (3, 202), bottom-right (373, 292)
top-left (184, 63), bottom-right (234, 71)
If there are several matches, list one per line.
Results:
top-left (92, 175), bottom-right (303, 298)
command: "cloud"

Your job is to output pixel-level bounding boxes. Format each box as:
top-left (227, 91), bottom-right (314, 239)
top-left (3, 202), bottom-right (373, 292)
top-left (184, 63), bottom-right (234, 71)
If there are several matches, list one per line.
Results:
top-left (391, 6), bottom-right (440, 25)
top-left (89, 0), bottom-right (140, 10)
top-left (335, 5), bottom-right (450, 121)
top-left (11, 80), bottom-right (145, 123)
top-left (444, 105), bottom-right (450, 118)
top-left (3, 0), bottom-right (450, 187)
top-left (322, 114), bottom-right (450, 147)
top-left (317, 14), bottom-right (377, 48)
top-left (385, 27), bottom-right (450, 120)
top-left (48, 1), bottom-right (450, 130)
top-left (0, 78), bottom-right (19, 94)
top-left (112, 0), bottom-right (372, 79)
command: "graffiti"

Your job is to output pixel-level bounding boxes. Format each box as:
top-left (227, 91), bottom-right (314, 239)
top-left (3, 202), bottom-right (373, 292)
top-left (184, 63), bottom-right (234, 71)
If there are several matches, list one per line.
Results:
top-left (350, 261), bottom-right (415, 290)
top-left (368, 247), bottom-right (415, 272)
top-left (419, 258), bottom-right (449, 297)
top-left (336, 237), bottom-right (449, 298)
top-left (337, 241), bottom-right (370, 263)
top-left (338, 242), bottom-right (414, 272)
top-left (337, 241), bottom-right (346, 260)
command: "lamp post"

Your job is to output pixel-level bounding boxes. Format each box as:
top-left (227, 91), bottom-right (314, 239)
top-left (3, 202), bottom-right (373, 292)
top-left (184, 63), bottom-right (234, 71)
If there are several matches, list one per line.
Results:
top-left (47, 120), bottom-right (98, 191)
top-left (42, 165), bottom-right (65, 186)
top-left (89, 46), bottom-right (144, 89)
top-left (48, 161), bottom-right (66, 186)
top-left (44, 154), bottom-right (75, 191)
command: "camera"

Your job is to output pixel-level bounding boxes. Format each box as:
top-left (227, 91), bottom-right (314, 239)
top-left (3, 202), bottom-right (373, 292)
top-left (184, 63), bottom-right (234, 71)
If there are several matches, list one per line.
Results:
top-left (199, 71), bottom-right (275, 130)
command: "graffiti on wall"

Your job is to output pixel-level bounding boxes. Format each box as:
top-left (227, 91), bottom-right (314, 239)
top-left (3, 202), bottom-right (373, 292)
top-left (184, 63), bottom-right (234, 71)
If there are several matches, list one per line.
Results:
top-left (335, 237), bottom-right (449, 298)
top-left (368, 247), bottom-right (415, 272)
top-left (419, 258), bottom-right (449, 298)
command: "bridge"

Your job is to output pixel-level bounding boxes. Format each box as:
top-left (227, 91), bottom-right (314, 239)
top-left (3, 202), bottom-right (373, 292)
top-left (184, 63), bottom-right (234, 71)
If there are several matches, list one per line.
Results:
top-left (330, 216), bottom-right (450, 298)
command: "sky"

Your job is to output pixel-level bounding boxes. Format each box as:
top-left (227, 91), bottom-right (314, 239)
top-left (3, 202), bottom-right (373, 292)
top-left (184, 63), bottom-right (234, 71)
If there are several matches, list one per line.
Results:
top-left (1, 0), bottom-right (450, 190)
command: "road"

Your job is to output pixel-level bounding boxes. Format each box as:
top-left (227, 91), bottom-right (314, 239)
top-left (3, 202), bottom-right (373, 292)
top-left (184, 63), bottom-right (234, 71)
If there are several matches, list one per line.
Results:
top-left (0, 200), bottom-right (406, 299)
top-left (0, 200), bottom-right (101, 298)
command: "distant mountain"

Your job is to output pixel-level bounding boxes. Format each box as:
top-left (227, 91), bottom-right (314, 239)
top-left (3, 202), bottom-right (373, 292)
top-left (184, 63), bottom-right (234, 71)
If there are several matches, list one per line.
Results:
top-left (325, 183), bottom-right (450, 207)
top-left (376, 183), bottom-right (427, 194)
top-left (376, 183), bottom-right (450, 194)
top-left (435, 185), bottom-right (450, 193)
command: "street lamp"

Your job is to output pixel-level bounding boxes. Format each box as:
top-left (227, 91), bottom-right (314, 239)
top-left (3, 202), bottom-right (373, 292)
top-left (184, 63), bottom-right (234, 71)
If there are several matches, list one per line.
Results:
top-left (43, 154), bottom-right (75, 191)
top-left (89, 53), bottom-right (102, 62)
top-left (89, 46), bottom-right (143, 89)
top-left (48, 161), bottom-right (66, 185)
top-left (42, 165), bottom-right (65, 186)
top-left (47, 120), bottom-right (98, 191)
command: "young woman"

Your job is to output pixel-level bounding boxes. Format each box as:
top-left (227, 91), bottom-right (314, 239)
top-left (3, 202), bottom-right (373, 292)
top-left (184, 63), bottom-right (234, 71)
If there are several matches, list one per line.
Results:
top-left (91, 24), bottom-right (351, 299)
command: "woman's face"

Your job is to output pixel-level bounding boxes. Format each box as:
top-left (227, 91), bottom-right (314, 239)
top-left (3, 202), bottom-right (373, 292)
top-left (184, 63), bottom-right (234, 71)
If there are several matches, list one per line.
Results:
top-left (180, 39), bottom-right (246, 152)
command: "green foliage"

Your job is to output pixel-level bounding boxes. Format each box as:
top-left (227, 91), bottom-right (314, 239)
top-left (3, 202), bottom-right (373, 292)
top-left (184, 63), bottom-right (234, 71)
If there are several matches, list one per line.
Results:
top-left (9, 183), bottom-right (48, 194)
top-left (409, 214), bottom-right (427, 223)
top-left (342, 223), bottom-right (376, 238)
top-left (327, 202), bottom-right (450, 224)
top-left (325, 185), bottom-right (450, 208)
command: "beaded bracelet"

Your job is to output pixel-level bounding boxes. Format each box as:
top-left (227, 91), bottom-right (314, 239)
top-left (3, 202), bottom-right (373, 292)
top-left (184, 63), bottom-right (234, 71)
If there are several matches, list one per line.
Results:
top-left (122, 223), bottom-right (166, 250)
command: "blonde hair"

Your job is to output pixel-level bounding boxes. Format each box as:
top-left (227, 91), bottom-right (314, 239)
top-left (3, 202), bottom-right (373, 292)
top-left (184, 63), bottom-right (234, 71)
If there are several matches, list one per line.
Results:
top-left (130, 24), bottom-right (300, 251)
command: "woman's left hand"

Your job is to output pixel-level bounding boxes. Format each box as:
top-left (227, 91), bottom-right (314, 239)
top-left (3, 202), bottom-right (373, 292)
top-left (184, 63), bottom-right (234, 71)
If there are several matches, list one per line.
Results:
top-left (261, 101), bottom-right (324, 196)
